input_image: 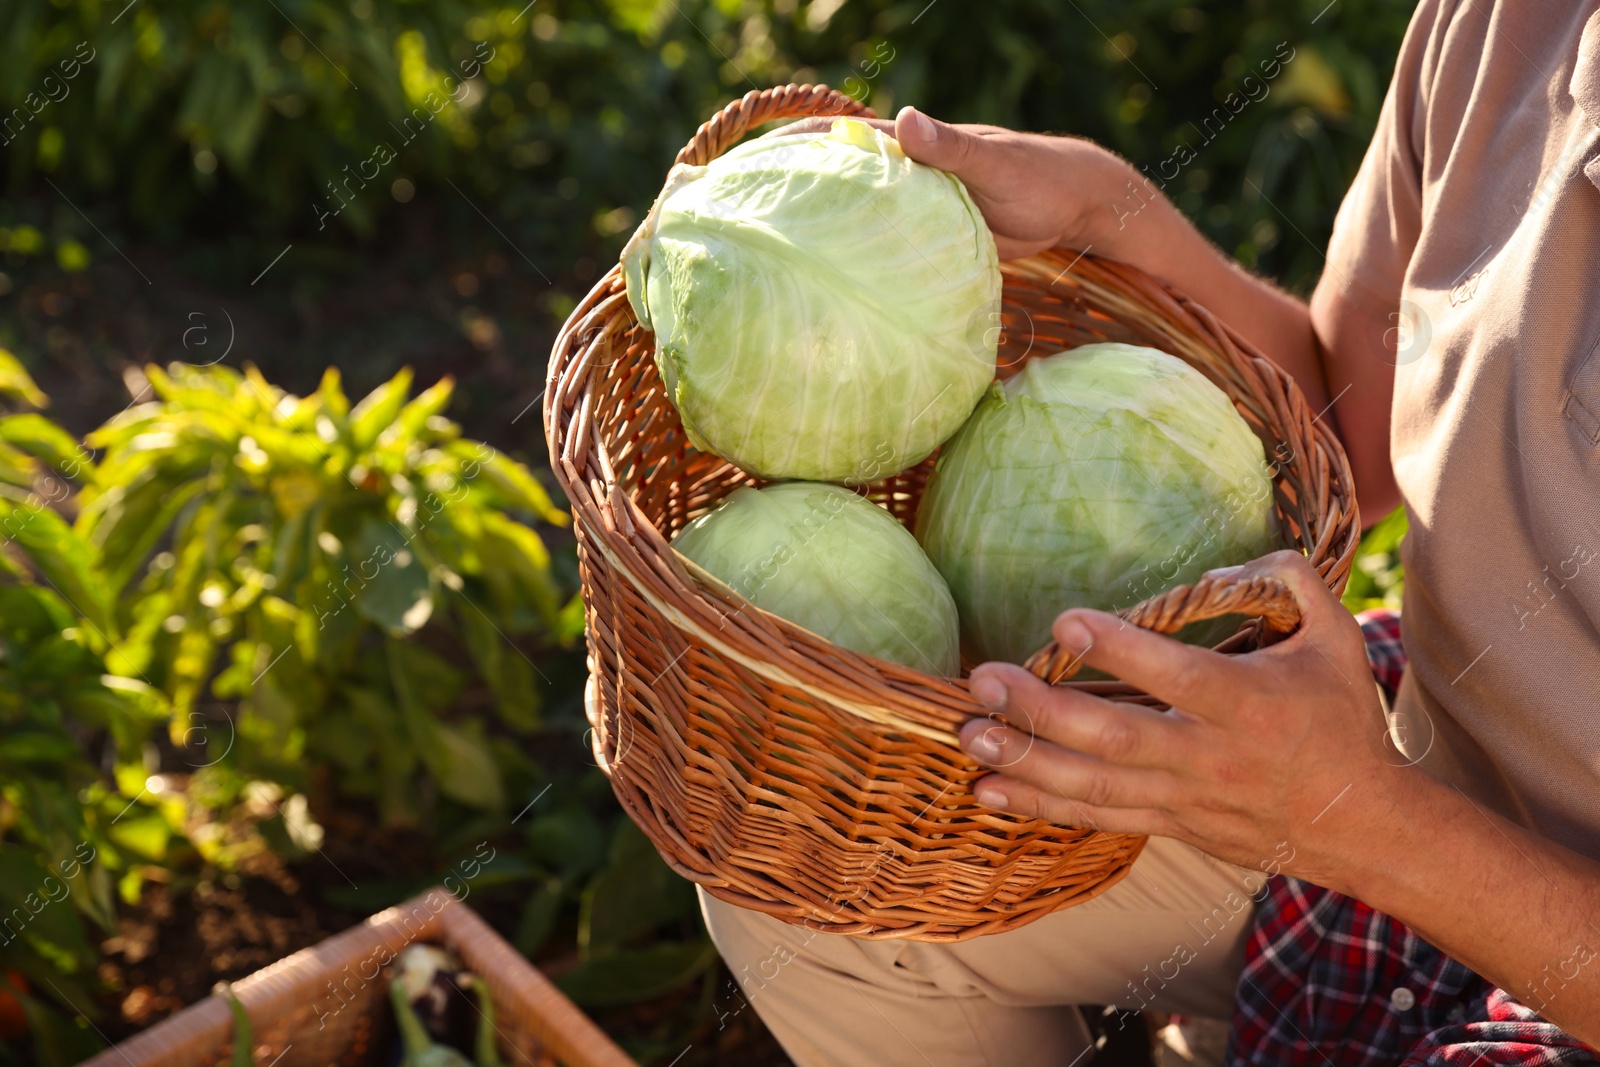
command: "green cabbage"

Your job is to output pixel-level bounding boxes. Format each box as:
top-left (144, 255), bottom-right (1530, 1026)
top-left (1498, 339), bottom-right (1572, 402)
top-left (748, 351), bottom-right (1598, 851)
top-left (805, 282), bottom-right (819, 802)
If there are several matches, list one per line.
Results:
top-left (914, 343), bottom-right (1280, 665)
top-left (622, 118), bottom-right (1000, 484)
top-left (673, 482), bottom-right (960, 675)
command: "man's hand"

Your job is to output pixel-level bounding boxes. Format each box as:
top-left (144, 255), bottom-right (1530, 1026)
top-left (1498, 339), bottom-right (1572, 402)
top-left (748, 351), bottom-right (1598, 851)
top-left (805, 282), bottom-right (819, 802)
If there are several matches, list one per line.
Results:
top-left (777, 107), bottom-right (1131, 260)
top-left (958, 552), bottom-right (1600, 1045)
top-left (890, 107), bottom-right (1132, 259)
top-left (959, 550), bottom-right (1406, 889)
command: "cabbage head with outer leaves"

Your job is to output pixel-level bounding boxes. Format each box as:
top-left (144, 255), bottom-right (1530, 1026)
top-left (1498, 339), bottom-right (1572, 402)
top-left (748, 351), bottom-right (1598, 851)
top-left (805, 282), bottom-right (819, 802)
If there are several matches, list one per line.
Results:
top-left (622, 118), bottom-right (1000, 484)
top-left (673, 482), bottom-right (960, 675)
top-left (914, 343), bottom-right (1281, 665)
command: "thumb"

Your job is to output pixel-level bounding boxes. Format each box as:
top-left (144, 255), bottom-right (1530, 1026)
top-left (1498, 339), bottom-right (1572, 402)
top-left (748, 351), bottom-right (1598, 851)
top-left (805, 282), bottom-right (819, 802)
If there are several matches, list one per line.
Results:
top-left (894, 106), bottom-right (975, 173)
top-left (1205, 549), bottom-right (1344, 637)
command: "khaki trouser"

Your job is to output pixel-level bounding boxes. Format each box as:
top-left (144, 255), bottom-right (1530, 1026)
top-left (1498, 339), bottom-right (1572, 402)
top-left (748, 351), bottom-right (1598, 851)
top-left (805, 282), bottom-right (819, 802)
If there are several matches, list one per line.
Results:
top-left (699, 835), bottom-right (1265, 1067)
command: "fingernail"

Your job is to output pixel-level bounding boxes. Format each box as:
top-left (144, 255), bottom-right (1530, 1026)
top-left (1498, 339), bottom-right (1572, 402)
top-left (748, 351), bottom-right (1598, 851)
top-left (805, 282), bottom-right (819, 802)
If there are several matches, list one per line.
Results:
top-left (899, 106), bottom-right (936, 143)
top-left (1056, 618), bottom-right (1092, 654)
top-left (969, 674), bottom-right (1007, 710)
top-left (1204, 564), bottom-right (1244, 580)
top-left (975, 781), bottom-right (1009, 810)
top-left (962, 722), bottom-right (1003, 763)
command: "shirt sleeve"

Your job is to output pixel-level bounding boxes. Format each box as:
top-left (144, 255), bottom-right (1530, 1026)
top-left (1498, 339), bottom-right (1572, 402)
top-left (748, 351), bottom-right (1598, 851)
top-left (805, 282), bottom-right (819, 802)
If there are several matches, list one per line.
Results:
top-left (1317, 0), bottom-right (1453, 314)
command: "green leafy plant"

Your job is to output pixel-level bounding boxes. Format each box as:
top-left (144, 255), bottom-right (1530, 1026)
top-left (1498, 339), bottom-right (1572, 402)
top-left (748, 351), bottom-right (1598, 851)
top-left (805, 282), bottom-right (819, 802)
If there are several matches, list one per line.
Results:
top-left (555, 819), bottom-right (713, 1010)
top-left (0, 0), bottom-right (744, 274)
top-left (216, 983), bottom-right (254, 1067)
top-left (0, 356), bottom-right (169, 1067)
top-left (0, 582), bottom-right (170, 1067)
top-left (77, 361), bottom-right (571, 827)
top-left (1342, 505), bottom-right (1407, 613)
top-left (0, 350), bottom-right (110, 639)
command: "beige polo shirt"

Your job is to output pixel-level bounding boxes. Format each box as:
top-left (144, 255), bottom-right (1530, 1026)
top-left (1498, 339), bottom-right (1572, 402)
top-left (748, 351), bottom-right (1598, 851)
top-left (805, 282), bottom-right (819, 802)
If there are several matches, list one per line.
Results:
top-left (1321, 0), bottom-right (1600, 859)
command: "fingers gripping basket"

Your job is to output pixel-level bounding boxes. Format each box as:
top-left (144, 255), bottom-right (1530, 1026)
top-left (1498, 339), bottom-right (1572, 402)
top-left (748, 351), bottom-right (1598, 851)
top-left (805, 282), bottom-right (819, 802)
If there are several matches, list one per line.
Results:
top-left (544, 85), bottom-right (1360, 942)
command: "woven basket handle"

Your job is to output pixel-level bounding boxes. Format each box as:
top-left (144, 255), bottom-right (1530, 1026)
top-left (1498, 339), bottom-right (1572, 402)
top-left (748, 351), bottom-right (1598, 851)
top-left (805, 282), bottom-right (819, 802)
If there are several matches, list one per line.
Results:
top-left (674, 84), bottom-right (877, 167)
top-left (1021, 571), bottom-right (1301, 685)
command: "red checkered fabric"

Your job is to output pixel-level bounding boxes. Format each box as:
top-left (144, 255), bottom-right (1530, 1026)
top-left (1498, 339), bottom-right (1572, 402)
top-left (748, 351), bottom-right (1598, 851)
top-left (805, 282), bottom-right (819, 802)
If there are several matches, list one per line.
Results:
top-left (1356, 607), bottom-right (1406, 699)
top-left (1223, 609), bottom-right (1599, 1067)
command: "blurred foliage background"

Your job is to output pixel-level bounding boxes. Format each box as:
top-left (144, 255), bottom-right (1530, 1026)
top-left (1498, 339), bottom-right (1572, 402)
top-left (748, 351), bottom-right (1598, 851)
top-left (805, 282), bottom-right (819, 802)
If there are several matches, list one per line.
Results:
top-left (0, 0), bottom-right (1413, 1063)
top-left (2, 0), bottom-right (1414, 293)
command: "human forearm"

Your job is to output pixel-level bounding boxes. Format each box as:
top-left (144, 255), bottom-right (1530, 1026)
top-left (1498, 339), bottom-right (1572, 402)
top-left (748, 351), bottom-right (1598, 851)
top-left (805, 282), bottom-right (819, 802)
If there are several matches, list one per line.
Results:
top-left (1328, 767), bottom-right (1600, 1042)
top-left (1308, 280), bottom-right (1402, 520)
top-left (1080, 155), bottom-right (1331, 415)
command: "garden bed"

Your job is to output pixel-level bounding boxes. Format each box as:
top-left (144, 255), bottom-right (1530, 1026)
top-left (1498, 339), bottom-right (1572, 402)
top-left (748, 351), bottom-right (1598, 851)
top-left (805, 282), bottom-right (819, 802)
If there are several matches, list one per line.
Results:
top-left (94, 819), bottom-right (791, 1066)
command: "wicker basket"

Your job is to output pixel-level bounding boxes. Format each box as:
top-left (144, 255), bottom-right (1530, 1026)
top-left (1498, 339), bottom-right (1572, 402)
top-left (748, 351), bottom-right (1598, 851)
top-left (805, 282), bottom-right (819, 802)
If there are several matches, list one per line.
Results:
top-left (544, 84), bottom-right (1359, 943)
top-left (75, 889), bottom-right (635, 1067)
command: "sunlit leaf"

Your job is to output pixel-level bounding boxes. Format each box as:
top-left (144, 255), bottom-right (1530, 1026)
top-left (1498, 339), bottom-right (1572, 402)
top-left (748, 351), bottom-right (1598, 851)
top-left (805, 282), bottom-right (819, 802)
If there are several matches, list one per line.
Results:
top-left (0, 501), bottom-right (116, 638)
top-left (395, 376), bottom-right (456, 439)
top-left (350, 368), bottom-right (414, 450)
top-left (105, 810), bottom-right (171, 862)
top-left (318, 367), bottom-right (351, 429)
top-left (478, 512), bottom-right (561, 625)
top-left (0, 415), bottom-right (88, 479)
top-left (0, 348), bottom-right (48, 408)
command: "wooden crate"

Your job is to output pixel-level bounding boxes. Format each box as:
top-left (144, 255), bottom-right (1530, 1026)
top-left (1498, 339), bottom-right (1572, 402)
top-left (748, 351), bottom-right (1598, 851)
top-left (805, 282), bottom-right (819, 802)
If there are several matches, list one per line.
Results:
top-left (76, 887), bottom-right (636, 1067)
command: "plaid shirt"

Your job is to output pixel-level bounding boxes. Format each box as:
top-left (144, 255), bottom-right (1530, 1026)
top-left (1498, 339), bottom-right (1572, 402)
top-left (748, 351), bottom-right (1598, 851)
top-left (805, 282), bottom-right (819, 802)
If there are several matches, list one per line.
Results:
top-left (1224, 610), bottom-right (1600, 1067)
